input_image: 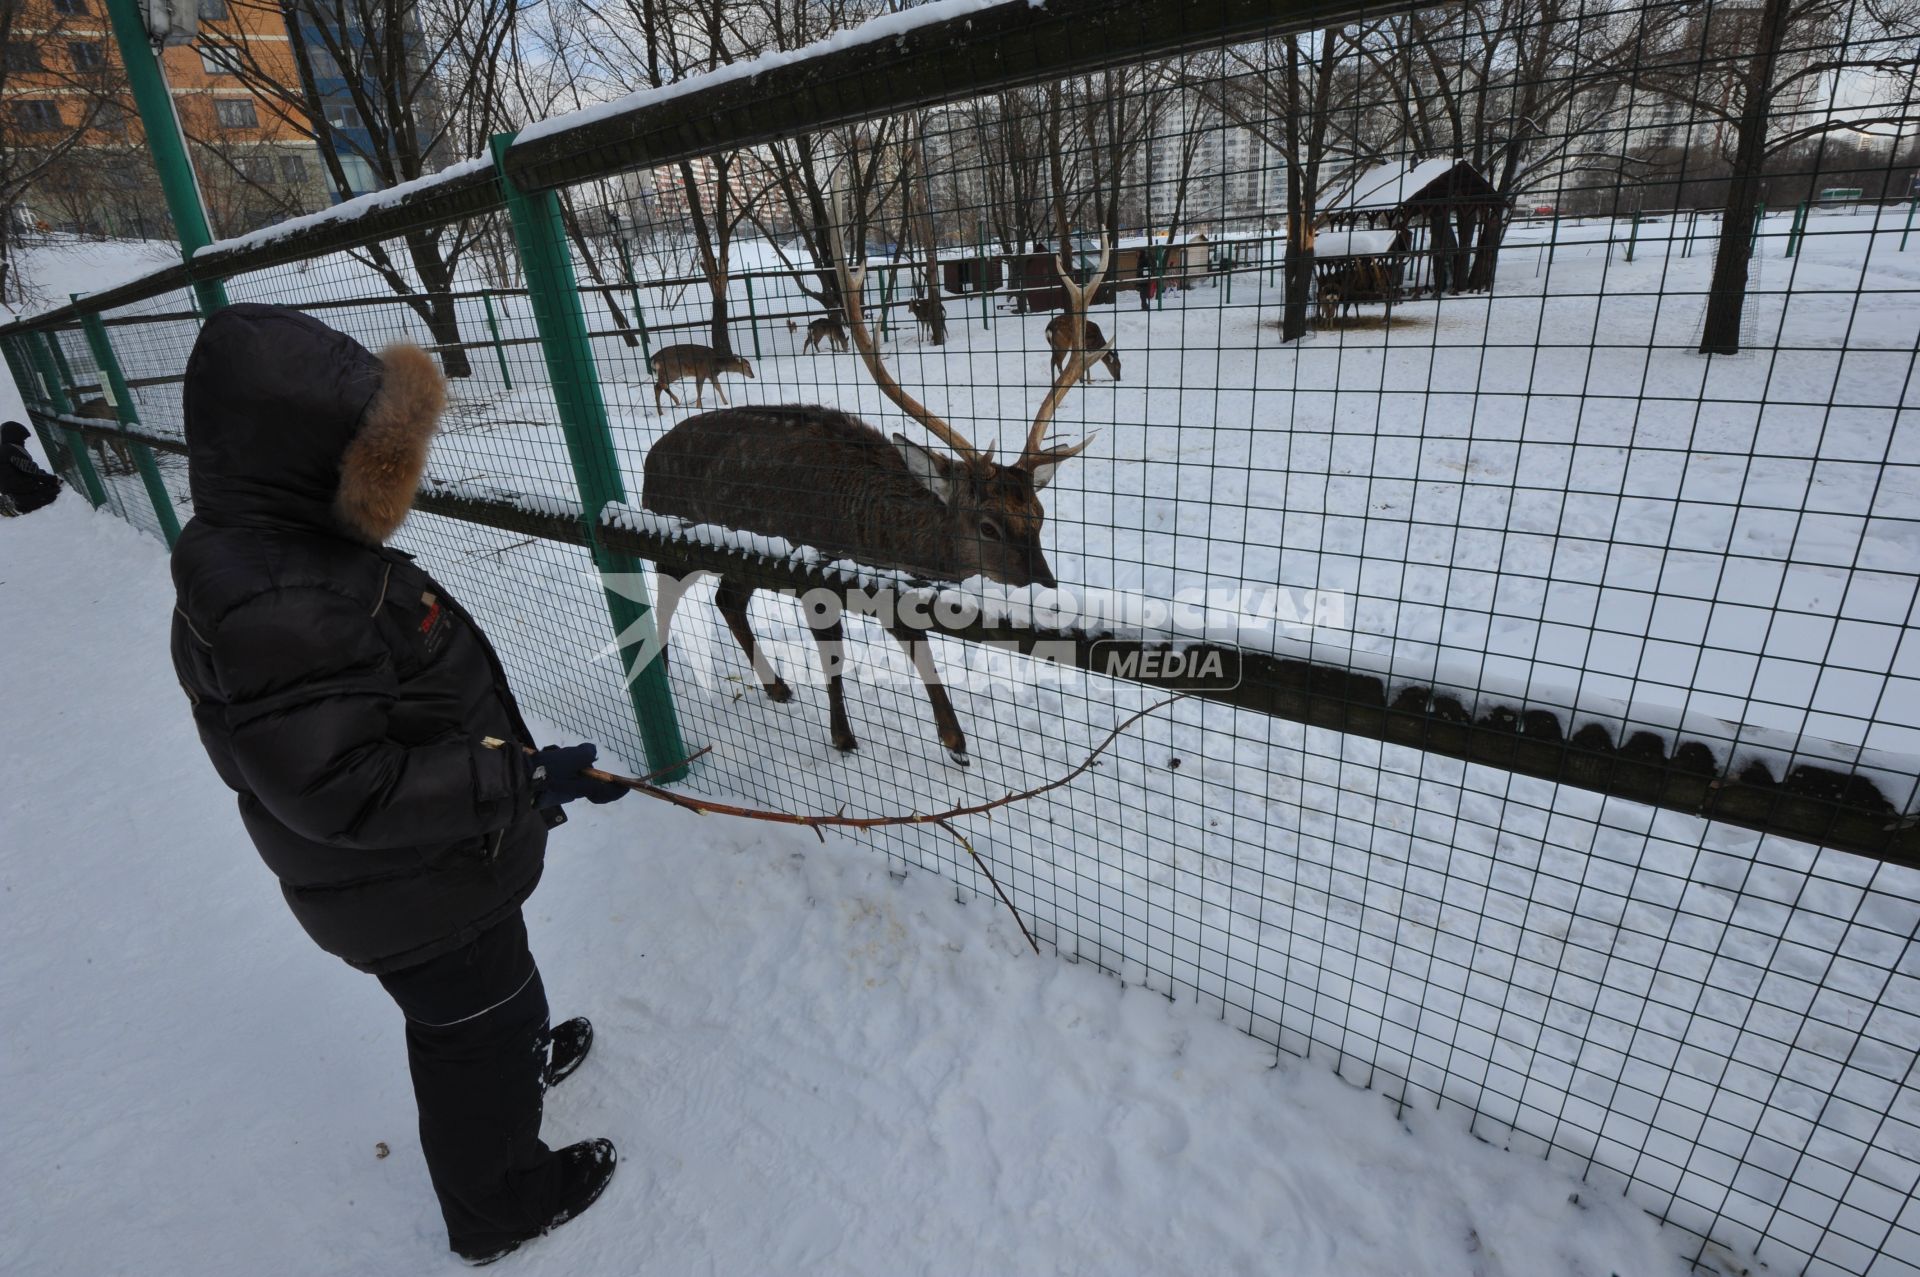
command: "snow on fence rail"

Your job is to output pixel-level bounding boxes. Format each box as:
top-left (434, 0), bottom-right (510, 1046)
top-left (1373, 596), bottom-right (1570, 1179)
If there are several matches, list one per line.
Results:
top-left (9, 1), bottom-right (1920, 1274)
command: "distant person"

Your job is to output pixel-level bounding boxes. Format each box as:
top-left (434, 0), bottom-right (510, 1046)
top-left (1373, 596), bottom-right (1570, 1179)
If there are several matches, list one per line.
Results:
top-left (0, 420), bottom-right (60, 516)
top-left (168, 304), bottom-right (627, 1265)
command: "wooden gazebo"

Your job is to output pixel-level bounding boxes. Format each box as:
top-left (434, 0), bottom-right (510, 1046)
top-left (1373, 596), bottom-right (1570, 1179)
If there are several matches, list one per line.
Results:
top-left (1320, 158), bottom-right (1507, 295)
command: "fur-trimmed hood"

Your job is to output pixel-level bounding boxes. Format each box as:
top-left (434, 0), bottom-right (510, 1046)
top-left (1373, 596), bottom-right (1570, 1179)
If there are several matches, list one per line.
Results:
top-left (182, 304), bottom-right (444, 543)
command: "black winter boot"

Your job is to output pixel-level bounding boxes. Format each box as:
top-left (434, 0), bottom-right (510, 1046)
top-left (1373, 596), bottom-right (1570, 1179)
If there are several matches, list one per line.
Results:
top-left (545, 1018), bottom-right (593, 1089)
top-left (456, 1139), bottom-right (619, 1266)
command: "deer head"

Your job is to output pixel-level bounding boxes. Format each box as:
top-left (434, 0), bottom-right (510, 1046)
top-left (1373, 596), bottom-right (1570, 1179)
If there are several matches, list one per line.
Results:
top-left (831, 193), bottom-right (1103, 589)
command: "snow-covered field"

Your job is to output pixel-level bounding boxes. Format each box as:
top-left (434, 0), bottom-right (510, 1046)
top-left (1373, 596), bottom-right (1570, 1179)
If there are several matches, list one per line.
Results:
top-left (0, 480), bottom-right (1694, 1274)
top-left (17, 207), bottom-right (1920, 1275)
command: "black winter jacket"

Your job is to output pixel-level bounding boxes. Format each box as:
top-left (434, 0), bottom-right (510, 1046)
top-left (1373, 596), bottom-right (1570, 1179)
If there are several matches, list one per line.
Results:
top-left (170, 305), bottom-right (550, 974)
top-left (1, 421), bottom-right (60, 513)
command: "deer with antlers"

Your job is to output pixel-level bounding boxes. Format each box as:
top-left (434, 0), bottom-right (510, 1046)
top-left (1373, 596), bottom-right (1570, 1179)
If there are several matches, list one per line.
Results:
top-left (641, 211), bottom-right (1110, 765)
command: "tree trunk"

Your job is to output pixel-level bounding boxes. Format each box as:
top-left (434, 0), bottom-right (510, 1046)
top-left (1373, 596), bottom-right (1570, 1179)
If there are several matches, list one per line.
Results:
top-left (1466, 208), bottom-right (1505, 292)
top-left (1283, 240), bottom-right (1314, 341)
top-left (407, 232), bottom-right (472, 379)
top-left (420, 295), bottom-right (472, 380)
top-left (1700, 0), bottom-right (1791, 355)
top-left (1428, 209), bottom-right (1457, 293)
top-left (1449, 206), bottom-right (1475, 294)
top-left (709, 277), bottom-right (732, 354)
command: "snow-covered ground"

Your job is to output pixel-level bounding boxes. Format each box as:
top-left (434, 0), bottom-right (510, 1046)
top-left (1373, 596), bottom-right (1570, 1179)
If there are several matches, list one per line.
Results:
top-left (0, 472), bottom-right (1694, 1274)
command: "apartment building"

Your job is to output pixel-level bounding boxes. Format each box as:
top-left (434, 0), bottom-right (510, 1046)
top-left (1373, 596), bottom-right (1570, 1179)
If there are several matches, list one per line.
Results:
top-left (3, 0), bottom-right (329, 237)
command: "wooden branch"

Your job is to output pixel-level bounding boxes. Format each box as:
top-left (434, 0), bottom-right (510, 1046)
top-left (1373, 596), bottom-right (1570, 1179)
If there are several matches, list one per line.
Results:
top-left (486, 695), bottom-right (1188, 955)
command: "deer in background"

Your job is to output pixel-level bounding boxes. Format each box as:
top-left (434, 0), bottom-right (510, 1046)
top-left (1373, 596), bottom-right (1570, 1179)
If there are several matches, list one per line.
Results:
top-left (642, 219), bottom-right (1111, 765)
top-left (74, 396), bottom-right (136, 475)
top-left (652, 343), bottom-right (754, 413)
top-left (1045, 311), bottom-right (1122, 381)
top-left (907, 295), bottom-right (945, 343)
top-left (803, 315), bottom-right (849, 353)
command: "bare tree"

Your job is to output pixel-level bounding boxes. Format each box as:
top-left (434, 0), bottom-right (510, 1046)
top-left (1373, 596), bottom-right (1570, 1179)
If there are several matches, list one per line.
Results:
top-left (1632, 0), bottom-right (1920, 352)
top-left (0, 0), bottom-right (125, 302)
top-left (1205, 32), bottom-right (1345, 340)
top-left (968, 87), bottom-right (1054, 256)
top-left (554, 0), bottom-right (773, 353)
top-left (201, 0), bottom-right (524, 376)
top-left (1340, 0), bottom-right (1670, 293)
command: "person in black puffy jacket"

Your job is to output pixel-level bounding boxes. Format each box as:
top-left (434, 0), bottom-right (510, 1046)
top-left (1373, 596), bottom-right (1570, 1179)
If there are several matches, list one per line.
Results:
top-left (170, 304), bottom-right (625, 1264)
top-left (0, 420), bottom-right (61, 515)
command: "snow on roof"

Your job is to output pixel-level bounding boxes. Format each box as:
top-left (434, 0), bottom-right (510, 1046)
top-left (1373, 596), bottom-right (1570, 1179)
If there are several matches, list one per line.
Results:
top-left (1314, 230), bottom-right (1398, 259)
top-left (1324, 157), bottom-right (1462, 214)
top-left (517, 0), bottom-right (1013, 147)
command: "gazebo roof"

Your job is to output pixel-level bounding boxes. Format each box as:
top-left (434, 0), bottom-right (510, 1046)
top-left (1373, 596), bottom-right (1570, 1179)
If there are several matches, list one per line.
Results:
top-left (1323, 158), bottom-right (1503, 216)
top-left (1315, 229), bottom-right (1400, 259)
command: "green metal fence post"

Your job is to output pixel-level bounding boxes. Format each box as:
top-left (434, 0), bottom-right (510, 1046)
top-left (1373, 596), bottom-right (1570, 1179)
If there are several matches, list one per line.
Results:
top-left (1902, 198), bottom-right (1915, 251)
top-left (101, 0), bottom-right (227, 315)
top-left (1, 334), bottom-right (65, 473)
top-left (481, 290), bottom-right (513, 390)
top-left (1625, 210), bottom-right (1640, 263)
top-left (1786, 200), bottom-right (1807, 258)
top-left (743, 272), bottom-right (763, 360)
top-left (1752, 201), bottom-right (1767, 253)
top-left (27, 331), bottom-right (106, 507)
top-left (76, 303), bottom-right (181, 547)
top-left (489, 133), bottom-right (688, 781)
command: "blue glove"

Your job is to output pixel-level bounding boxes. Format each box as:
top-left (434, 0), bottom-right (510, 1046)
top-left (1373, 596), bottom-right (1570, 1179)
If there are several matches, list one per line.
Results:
top-left (528, 743), bottom-right (628, 808)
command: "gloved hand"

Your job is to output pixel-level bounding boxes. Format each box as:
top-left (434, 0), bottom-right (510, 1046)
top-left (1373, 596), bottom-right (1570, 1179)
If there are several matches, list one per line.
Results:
top-left (527, 743), bottom-right (628, 809)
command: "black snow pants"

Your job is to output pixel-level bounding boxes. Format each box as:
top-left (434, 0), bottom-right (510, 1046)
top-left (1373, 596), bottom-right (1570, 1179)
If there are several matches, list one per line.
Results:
top-left (375, 910), bottom-right (563, 1254)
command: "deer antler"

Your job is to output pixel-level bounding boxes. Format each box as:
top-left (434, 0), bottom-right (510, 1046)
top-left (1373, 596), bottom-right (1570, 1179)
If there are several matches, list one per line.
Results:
top-left (1023, 235), bottom-right (1111, 466)
top-left (830, 188), bottom-right (982, 465)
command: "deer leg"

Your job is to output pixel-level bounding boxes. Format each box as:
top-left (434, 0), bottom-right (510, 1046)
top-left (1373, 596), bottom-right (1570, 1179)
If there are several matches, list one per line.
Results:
top-left (713, 579), bottom-right (792, 703)
top-left (713, 376), bottom-right (730, 406)
top-left (807, 614), bottom-right (858, 753)
top-left (887, 621), bottom-right (968, 766)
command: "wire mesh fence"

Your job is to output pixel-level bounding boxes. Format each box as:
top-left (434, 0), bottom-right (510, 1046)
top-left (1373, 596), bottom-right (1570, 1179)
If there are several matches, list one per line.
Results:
top-left (6, 0), bottom-right (1920, 1272)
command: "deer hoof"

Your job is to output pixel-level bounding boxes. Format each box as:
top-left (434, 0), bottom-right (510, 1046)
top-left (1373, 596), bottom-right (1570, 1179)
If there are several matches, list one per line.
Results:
top-left (947, 748), bottom-right (971, 768)
top-left (766, 680), bottom-right (794, 703)
top-left (833, 733), bottom-right (859, 753)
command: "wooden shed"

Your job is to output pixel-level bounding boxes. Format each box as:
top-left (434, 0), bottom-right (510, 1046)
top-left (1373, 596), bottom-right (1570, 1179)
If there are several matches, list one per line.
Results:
top-left (940, 253), bottom-right (1003, 296)
top-left (1320, 158), bottom-right (1507, 294)
top-left (1001, 247), bottom-right (1135, 313)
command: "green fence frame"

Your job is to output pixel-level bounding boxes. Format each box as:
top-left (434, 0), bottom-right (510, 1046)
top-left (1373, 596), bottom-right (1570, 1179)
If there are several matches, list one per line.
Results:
top-left (490, 134), bottom-right (690, 781)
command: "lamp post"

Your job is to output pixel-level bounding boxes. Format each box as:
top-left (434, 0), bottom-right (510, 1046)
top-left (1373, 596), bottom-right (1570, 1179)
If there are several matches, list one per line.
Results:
top-left (102, 0), bottom-right (227, 313)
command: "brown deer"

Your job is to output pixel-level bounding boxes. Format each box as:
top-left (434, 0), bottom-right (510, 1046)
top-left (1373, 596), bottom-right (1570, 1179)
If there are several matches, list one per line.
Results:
top-left (1044, 311), bottom-right (1121, 381)
top-left (642, 228), bottom-right (1111, 765)
top-left (802, 315), bottom-right (849, 354)
top-left (907, 295), bottom-right (945, 343)
top-left (652, 343), bottom-right (755, 413)
top-left (1316, 280), bottom-right (1345, 327)
top-left (73, 396), bottom-right (136, 475)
